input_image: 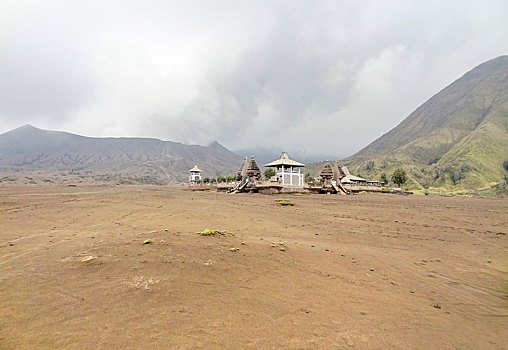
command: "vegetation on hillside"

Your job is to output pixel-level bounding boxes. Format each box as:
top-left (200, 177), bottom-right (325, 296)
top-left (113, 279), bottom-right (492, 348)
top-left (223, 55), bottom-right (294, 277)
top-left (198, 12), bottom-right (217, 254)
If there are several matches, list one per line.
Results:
top-left (391, 168), bottom-right (407, 187)
top-left (341, 56), bottom-right (508, 196)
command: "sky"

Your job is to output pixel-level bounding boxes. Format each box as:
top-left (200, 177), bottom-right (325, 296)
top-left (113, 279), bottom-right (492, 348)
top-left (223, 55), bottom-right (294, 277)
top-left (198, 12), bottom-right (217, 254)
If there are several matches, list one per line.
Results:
top-left (1, 0), bottom-right (507, 160)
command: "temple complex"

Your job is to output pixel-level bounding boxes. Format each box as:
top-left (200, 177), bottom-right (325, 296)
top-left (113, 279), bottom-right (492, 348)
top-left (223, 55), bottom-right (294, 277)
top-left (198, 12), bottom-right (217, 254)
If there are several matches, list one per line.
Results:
top-left (217, 154), bottom-right (386, 195)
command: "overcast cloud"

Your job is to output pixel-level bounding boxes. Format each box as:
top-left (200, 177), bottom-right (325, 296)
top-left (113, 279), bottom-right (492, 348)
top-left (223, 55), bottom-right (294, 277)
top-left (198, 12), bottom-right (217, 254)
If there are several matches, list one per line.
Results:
top-left (1, 0), bottom-right (507, 159)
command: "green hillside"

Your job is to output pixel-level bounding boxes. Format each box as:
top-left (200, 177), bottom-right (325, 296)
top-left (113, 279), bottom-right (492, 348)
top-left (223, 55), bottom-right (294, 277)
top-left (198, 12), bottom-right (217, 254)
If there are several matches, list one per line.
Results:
top-left (342, 56), bottom-right (508, 195)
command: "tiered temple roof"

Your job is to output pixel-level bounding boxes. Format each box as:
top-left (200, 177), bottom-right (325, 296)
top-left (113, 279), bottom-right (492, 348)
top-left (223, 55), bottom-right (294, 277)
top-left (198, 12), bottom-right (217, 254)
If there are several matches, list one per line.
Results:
top-left (319, 161), bottom-right (334, 179)
top-left (247, 156), bottom-right (261, 179)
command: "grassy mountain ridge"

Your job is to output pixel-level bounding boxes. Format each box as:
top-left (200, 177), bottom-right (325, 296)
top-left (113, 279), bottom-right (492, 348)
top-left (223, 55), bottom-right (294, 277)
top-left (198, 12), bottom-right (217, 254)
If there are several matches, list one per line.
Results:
top-left (0, 125), bottom-right (242, 184)
top-left (309, 56), bottom-right (508, 195)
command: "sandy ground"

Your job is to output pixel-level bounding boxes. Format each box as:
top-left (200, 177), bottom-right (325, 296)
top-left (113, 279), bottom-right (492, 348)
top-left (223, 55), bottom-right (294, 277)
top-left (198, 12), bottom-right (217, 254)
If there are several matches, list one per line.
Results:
top-left (0, 186), bottom-right (507, 349)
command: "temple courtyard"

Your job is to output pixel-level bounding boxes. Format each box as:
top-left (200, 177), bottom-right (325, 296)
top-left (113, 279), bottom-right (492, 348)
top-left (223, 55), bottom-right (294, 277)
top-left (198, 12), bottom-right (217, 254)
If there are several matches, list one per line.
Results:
top-left (0, 185), bottom-right (506, 349)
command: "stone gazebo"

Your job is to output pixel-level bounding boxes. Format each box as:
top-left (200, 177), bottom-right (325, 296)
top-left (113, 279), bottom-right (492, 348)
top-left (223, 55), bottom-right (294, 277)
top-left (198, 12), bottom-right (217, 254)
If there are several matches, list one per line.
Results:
top-left (264, 152), bottom-right (305, 188)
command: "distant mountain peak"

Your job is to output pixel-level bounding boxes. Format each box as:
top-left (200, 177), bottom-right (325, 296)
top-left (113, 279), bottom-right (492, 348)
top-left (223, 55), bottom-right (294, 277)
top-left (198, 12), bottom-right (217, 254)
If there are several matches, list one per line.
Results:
top-left (16, 124), bottom-right (39, 131)
top-left (1, 123), bottom-right (43, 136)
top-left (0, 125), bottom-right (241, 184)
top-left (208, 140), bottom-right (221, 146)
top-left (208, 140), bottom-right (227, 150)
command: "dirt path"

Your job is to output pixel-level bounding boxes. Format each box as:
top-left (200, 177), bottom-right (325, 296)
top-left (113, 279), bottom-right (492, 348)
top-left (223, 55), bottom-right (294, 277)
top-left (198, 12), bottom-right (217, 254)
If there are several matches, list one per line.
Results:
top-left (0, 186), bottom-right (506, 349)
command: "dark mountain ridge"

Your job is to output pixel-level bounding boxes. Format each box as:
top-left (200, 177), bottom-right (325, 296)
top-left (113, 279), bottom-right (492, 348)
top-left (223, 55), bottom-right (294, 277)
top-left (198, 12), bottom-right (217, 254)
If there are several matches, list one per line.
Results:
top-left (0, 124), bottom-right (241, 184)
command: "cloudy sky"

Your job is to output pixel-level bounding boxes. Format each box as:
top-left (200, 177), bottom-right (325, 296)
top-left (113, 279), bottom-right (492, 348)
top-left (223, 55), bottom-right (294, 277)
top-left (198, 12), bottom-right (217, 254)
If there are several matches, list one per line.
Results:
top-left (1, 0), bottom-right (507, 159)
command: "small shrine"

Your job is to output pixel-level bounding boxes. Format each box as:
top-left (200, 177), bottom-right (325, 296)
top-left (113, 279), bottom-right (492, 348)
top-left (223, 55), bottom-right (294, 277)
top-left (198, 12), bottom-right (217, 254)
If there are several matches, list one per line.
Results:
top-left (246, 156), bottom-right (261, 182)
top-left (319, 161), bottom-right (334, 186)
top-left (189, 165), bottom-right (202, 183)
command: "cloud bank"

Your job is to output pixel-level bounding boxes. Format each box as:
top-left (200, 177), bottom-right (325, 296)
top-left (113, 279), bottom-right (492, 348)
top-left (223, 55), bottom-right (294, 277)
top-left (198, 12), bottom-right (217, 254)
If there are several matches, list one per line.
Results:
top-left (1, 0), bottom-right (507, 159)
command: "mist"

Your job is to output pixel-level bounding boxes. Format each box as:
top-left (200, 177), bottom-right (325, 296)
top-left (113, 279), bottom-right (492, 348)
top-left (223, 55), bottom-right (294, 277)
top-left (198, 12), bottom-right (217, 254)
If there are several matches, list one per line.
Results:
top-left (1, 0), bottom-right (507, 159)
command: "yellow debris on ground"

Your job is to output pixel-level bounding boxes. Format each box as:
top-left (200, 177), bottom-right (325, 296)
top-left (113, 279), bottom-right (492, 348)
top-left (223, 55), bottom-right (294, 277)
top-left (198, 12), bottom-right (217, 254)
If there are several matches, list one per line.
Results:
top-left (197, 229), bottom-right (232, 236)
top-left (82, 256), bottom-right (95, 263)
top-left (275, 199), bottom-right (294, 206)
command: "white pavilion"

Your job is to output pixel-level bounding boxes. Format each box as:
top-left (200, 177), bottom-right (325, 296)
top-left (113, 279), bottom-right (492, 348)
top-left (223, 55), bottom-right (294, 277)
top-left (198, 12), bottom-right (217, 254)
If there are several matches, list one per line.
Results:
top-left (264, 152), bottom-right (305, 188)
top-left (189, 165), bottom-right (202, 183)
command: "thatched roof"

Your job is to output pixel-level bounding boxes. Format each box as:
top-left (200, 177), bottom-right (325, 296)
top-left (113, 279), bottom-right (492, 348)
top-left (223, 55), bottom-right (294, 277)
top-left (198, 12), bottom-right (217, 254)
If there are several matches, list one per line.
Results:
top-left (247, 156), bottom-right (261, 178)
top-left (340, 166), bottom-right (367, 183)
top-left (189, 165), bottom-right (202, 172)
top-left (264, 152), bottom-right (305, 167)
top-left (320, 161), bottom-right (334, 179)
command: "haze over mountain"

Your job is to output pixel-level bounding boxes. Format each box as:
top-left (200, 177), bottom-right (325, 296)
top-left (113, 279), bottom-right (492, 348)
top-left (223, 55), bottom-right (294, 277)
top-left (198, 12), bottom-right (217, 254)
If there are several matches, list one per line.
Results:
top-left (2, 1), bottom-right (508, 158)
top-left (0, 125), bottom-right (241, 184)
top-left (340, 55), bottom-right (508, 193)
top-left (2, 55), bottom-right (507, 192)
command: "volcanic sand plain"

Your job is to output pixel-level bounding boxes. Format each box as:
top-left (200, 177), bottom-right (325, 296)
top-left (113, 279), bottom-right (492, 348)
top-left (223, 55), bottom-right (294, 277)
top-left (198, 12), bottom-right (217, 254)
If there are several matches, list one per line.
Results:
top-left (0, 185), bottom-right (507, 349)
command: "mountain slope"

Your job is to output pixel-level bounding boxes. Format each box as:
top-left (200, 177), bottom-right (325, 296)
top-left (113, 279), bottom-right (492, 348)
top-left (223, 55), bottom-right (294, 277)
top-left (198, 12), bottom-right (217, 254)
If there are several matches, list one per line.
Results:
top-left (343, 55), bottom-right (508, 193)
top-left (0, 125), bottom-right (241, 184)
